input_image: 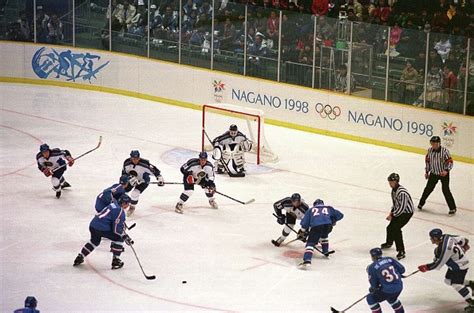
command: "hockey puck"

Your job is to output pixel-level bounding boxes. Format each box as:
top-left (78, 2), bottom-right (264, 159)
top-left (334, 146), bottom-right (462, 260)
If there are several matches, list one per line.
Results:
top-left (182, 281), bottom-right (187, 284)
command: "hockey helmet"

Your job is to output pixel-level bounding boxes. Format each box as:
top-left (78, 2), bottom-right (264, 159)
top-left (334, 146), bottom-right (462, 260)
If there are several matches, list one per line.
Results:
top-left (387, 173), bottom-right (400, 182)
top-left (118, 194), bottom-right (131, 205)
top-left (119, 175), bottom-right (129, 185)
top-left (370, 247), bottom-right (383, 258)
top-left (40, 144), bottom-right (50, 152)
top-left (25, 296), bottom-right (38, 308)
top-left (291, 193), bottom-right (301, 202)
top-left (429, 228), bottom-right (443, 239)
top-left (130, 150), bottom-right (140, 158)
top-left (313, 199), bottom-right (324, 206)
top-left (199, 151), bottom-right (208, 159)
top-left (229, 124), bottom-right (238, 131)
top-left (430, 136), bottom-right (441, 143)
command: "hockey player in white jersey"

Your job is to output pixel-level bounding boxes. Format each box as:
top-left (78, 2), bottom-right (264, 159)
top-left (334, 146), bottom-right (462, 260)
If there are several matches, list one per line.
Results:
top-left (212, 124), bottom-right (252, 176)
top-left (272, 193), bottom-right (309, 246)
top-left (175, 152), bottom-right (217, 214)
top-left (36, 143), bottom-right (74, 198)
top-left (122, 150), bottom-right (164, 217)
top-left (418, 228), bottom-right (474, 312)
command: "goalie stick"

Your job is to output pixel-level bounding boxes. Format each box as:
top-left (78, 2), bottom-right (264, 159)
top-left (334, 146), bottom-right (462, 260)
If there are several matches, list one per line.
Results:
top-left (272, 213), bottom-right (335, 255)
top-left (53, 136), bottom-right (103, 172)
top-left (330, 293), bottom-right (368, 313)
top-left (202, 128), bottom-right (244, 178)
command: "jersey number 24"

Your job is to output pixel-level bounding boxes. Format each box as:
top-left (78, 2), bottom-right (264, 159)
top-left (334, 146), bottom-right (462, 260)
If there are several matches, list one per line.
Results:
top-left (312, 207), bottom-right (329, 216)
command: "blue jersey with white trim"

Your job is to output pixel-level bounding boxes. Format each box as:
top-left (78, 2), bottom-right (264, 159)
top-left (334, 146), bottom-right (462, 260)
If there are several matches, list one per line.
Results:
top-left (300, 205), bottom-right (344, 229)
top-left (95, 183), bottom-right (126, 212)
top-left (90, 202), bottom-right (126, 236)
top-left (367, 257), bottom-right (405, 294)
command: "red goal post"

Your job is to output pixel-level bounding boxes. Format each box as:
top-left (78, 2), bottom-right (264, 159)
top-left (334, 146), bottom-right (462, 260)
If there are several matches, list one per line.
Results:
top-left (201, 104), bottom-right (278, 165)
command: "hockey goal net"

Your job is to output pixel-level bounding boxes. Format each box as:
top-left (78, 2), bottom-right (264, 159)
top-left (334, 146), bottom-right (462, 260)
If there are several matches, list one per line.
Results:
top-left (201, 104), bottom-right (278, 164)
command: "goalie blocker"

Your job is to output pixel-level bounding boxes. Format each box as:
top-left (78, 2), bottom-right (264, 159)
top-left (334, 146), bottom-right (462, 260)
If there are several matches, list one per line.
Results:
top-left (212, 124), bottom-right (252, 177)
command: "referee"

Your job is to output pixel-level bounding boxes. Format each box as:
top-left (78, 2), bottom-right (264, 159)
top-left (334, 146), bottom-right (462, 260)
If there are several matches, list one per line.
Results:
top-left (418, 136), bottom-right (457, 215)
top-left (381, 173), bottom-right (414, 260)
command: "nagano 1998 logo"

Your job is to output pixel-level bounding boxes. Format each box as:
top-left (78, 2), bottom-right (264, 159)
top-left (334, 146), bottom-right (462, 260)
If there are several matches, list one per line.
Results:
top-left (212, 80), bottom-right (225, 102)
top-left (441, 121), bottom-right (457, 147)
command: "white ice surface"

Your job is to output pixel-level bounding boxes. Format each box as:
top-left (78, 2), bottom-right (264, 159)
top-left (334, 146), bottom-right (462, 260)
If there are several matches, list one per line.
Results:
top-left (0, 83), bottom-right (473, 313)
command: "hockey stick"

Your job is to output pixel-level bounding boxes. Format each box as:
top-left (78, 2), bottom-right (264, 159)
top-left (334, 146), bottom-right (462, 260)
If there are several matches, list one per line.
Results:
top-left (280, 238), bottom-right (300, 247)
top-left (402, 269), bottom-right (419, 278)
top-left (125, 222), bottom-right (136, 231)
top-left (150, 182), bottom-right (183, 185)
top-left (272, 213), bottom-right (335, 255)
top-left (53, 136), bottom-right (103, 173)
top-left (202, 128), bottom-right (244, 178)
top-left (128, 243), bottom-right (156, 280)
top-left (330, 294), bottom-right (369, 313)
top-left (215, 190), bottom-right (255, 205)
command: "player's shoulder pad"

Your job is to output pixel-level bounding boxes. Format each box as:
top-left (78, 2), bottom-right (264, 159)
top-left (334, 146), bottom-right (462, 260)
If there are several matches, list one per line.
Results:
top-left (237, 131), bottom-right (247, 137)
top-left (36, 152), bottom-right (43, 160)
top-left (186, 158), bottom-right (200, 166)
top-left (49, 148), bottom-right (63, 156)
top-left (205, 160), bottom-right (213, 168)
top-left (123, 158), bottom-right (133, 166)
top-left (138, 158), bottom-right (151, 167)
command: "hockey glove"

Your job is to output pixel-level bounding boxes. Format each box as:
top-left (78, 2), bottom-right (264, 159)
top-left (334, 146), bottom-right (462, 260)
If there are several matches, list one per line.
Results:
top-left (42, 168), bottom-right (52, 177)
top-left (156, 175), bottom-right (165, 187)
top-left (418, 264), bottom-right (429, 273)
top-left (123, 234), bottom-right (134, 246)
top-left (297, 229), bottom-right (308, 242)
top-left (369, 286), bottom-right (380, 294)
top-left (276, 215), bottom-right (286, 225)
top-left (462, 239), bottom-right (470, 252)
top-left (186, 174), bottom-right (194, 185)
top-left (66, 156), bottom-right (74, 167)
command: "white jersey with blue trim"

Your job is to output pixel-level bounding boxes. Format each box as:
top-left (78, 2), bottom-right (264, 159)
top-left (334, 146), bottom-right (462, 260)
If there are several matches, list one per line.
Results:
top-left (212, 131), bottom-right (250, 148)
top-left (181, 158), bottom-right (215, 181)
top-left (428, 235), bottom-right (469, 271)
top-left (36, 148), bottom-right (71, 171)
top-left (122, 158), bottom-right (160, 184)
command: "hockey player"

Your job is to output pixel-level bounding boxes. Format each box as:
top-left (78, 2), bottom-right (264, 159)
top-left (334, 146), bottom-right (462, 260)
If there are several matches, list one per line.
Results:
top-left (14, 296), bottom-right (40, 313)
top-left (298, 199), bottom-right (344, 269)
top-left (212, 124), bottom-right (252, 176)
top-left (95, 175), bottom-right (129, 212)
top-left (74, 194), bottom-right (133, 270)
top-left (36, 143), bottom-right (74, 198)
top-left (272, 193), bottom-right (309, 247)
top-left (122, 150), bottom-right (164, 216)
top-left (366, 248), bottom-right (406, 313)
top-left (418, 228), bottom-right (474, 312)
top-left (175, 151), bottom-right (217, 214)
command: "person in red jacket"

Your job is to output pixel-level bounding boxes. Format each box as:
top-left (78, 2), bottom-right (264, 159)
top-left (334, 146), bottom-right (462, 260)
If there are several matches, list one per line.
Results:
top-left (312, 0), bottom-right (328, 16)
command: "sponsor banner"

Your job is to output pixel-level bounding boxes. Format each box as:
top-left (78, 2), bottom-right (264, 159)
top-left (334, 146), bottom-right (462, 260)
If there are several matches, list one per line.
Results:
top-left (0, 42), bottom-right (472, 160)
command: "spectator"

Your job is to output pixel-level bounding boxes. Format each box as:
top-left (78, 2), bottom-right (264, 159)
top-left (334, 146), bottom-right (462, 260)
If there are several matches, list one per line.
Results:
top-left (370, 0), bottom-right (391, 23)
top-left (219, 17), bottom-right (237, 50)
top-left (116, 0), bottom-right (137, 32)
top-left (298, 44), bottom-right (313, 65)
top-left (335, 64), bottom-right (356, 93)
top-left (17, 10), bottom-right (31, 41)
top-left (36, 6), bottom-right (50, 43)
top-left (47, 14), bottom-right (64, 44)
top-left (248, 32), bottom-right (269, 57)
top-left (434, 36), bottom-right (452, 64)
top-left (266, 10), bottom-right (279, 47)
top-left (312, 0), bottom-right (328, 16)
top-left (414, 63), bottom-right (443, 108)
top-left (442, 64), bottom-right (459, 111)
top-left (397, 61), bottom-right (419, 104)
top-left (198, 0), bottom-right (213, 20)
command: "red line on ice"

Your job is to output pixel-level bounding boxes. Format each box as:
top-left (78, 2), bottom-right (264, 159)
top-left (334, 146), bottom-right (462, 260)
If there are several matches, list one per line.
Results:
top-left (85, 259), bottom-right (234, 312)
top-left (0, 124), bottom-right (42, 177)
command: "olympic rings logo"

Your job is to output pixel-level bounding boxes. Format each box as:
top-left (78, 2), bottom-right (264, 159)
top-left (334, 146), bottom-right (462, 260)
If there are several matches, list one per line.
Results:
top-left (315, 103), bottom-right (342, 120)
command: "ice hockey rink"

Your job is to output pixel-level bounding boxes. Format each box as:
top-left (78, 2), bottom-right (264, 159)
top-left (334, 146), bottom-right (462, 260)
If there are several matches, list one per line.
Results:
top-left (0, 83), bottom-right (473, 312)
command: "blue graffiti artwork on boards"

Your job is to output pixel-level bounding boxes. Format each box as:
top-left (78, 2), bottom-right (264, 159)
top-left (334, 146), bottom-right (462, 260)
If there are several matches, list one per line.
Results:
top-left (32, 47), bottom-right (110, 82)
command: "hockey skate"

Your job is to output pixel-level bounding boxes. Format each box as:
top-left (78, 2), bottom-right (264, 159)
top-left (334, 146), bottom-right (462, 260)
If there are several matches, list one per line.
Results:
top-left (73, 254), bottom-right (84, 266)
top-left (126, 205), bottom-right (136, 217)
top-left (396, 251), bottom-right (406, 260)
top-left (111, 257), bottom-right (124, 269)
top-left (298, 261), bottom-right (311, 270)
top-left (55, 190), bottom-right (61, 199)
top-left (175, 203), bottom-right (183, 214)
top-left (209, 199), bottom-right (218, 209)
top-left (61, 181), bottom-right (71, 189)
top-left (380, 243), bottom-right (392, 249)
top-left (271, 239), bottom-right (281, 247)
top-left (449, 208), bottom-right (457, 216)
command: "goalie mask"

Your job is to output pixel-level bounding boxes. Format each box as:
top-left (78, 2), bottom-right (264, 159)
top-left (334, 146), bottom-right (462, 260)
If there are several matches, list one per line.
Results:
top-left (229, 124), bottom-right (238, 137)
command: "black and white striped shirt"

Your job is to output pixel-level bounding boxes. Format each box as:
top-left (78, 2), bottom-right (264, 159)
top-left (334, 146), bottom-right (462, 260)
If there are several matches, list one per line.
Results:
top-left (391, 184), bottom-right (414, 216)
top-left (425, 146), bottom-right (453, 175)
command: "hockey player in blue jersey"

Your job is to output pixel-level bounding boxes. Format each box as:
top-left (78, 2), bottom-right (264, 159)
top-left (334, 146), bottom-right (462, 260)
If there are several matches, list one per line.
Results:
top-left (36, 143), bottom-right (74, 198)
top-left (95, 175), bottom-right (130, 212)
top-left (418, 229), bottom-right (474, 312)
top-left (74, 194), bottom-right (133, 269)
top-left (298, 199), bottom-right (343, 269)
top-left (366, 248), bottom-right (406, 313)
top-left (14, 296), bottom-right (40, 313)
